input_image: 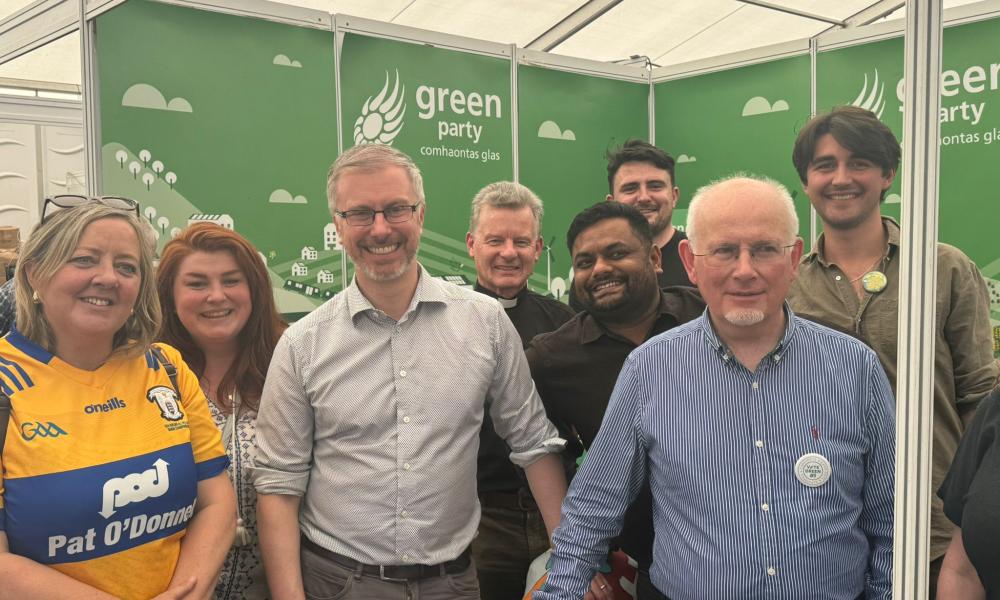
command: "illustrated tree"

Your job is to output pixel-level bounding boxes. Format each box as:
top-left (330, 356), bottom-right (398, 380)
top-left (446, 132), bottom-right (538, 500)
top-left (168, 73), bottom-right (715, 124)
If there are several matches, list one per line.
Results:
top-left (170, 227), bottom-right (181, 238)
top-left (268, 249), bottom-right (278, 261)
top-left (139, 149), bottom-right (151, 166)
top-left (164, 172), bottom-right (177, 189)
top-left (115, 150), bottom-right (128, 168)
top-left (142, 172), bottom-right (155, 190)
top-left (144, 206), bottom-right (157, 222)
top-left (157, 216), bottom-right (169, 234)
top-left (152, 160), bottom-right (164, 178)
top-left (128, 161), bottom-right (141, 179)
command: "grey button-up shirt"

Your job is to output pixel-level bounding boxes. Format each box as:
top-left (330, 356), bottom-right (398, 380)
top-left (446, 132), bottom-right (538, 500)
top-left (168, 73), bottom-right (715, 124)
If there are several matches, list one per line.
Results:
top-left (253, 266), bottom-right (563, 565)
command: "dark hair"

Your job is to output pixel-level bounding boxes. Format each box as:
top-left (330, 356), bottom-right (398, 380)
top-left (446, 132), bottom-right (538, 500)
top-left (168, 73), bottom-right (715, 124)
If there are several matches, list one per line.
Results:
top-left (566, 202), bottom-right (652, 254)
top-left (156, 223), bottom-right (286, 411)
top-left (792, 106), bottom-right (901, 186)
top-left (606, 139), bottom-right (677, 194)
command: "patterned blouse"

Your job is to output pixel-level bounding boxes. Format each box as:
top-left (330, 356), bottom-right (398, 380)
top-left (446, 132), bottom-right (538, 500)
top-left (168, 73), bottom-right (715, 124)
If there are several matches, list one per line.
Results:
top-left (207, 393), bottom-right (269, 599)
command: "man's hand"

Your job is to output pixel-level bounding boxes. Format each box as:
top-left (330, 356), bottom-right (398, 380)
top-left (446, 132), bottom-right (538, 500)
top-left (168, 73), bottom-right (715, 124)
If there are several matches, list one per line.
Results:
top-left (584, 572), bottom-right (614, 600)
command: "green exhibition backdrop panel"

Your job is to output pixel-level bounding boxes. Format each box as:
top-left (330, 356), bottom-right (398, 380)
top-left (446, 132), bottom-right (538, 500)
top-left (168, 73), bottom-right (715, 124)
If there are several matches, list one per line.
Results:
top-left (654, 55), bottom-right (812, 240)
top-left (339, 32), bottom-right (513, 287)
top-left (97, 0), bottom-right (338, 315)
top-left (816, 37), bottom-right (904, 225)
top-left (818, 17), bottom-right (1000, 323)
top-left (518, 65), bottom-right (649, 297)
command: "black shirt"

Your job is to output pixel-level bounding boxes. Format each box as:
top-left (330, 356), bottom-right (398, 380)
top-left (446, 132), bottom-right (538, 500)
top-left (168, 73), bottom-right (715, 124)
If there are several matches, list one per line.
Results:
top-left (657, 229), bottom-right (693, 288)
top-left (525, 287), bottom-right (705, 570)
top-left (939, 386), bottom-right (1000, 598)
top-left (569, 229), bottom-right (692, 312)
top-left (473, 282), bottom-right (575, 495)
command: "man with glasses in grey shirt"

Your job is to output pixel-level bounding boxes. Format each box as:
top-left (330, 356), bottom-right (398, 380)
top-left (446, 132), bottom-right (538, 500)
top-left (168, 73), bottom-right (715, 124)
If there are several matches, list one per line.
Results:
top-left (253, 144), bottom-right (570, 600)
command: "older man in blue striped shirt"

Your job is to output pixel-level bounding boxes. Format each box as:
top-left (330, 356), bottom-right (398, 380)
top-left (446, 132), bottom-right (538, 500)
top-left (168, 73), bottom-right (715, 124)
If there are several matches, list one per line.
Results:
top-left (535, 175), bottom-right (895, 600)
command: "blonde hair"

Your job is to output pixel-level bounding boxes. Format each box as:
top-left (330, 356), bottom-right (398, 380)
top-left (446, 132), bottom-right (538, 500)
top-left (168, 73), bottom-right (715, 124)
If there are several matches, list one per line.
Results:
top-left (15, 204), bottom-right (161, 359)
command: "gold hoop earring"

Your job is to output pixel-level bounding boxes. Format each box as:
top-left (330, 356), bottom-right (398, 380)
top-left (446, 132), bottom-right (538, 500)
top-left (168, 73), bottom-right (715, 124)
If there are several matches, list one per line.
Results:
top-left (32, 290), bottom-right (41, 304)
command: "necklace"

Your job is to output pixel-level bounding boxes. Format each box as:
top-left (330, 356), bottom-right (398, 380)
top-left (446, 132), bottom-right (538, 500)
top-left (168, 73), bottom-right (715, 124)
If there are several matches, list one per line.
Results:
top-left (848, 254), bottom-right (884, 283)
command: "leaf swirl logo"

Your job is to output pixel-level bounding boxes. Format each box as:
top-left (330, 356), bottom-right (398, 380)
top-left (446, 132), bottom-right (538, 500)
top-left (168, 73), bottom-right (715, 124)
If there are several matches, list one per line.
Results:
top-left (851, 69), bottom-right (886, 119)
top-left (354, 70), bottom-right (406, 145)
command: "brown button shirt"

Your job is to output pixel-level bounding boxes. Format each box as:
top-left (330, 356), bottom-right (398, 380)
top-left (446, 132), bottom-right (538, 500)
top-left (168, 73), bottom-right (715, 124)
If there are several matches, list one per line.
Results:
top-left (526, 286), bottom-right (705, 570)
top-left (787, 217), bottom-right (999, 559)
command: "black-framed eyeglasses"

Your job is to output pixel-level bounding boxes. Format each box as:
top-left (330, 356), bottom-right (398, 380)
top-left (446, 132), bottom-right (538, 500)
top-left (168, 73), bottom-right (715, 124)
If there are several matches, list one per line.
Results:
top-left (41, 195), bottom-right (140, 223)
top-left (334, 204), bottom-right (420, 227)
top-left (693, 242), bottom-right (796, 268)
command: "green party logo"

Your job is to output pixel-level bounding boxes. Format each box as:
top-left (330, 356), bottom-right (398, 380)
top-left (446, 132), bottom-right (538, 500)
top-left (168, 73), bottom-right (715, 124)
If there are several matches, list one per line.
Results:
top-left (354, 70), bottom-right (406, 145)
top-left (851, 69), bottom-right (886, 119)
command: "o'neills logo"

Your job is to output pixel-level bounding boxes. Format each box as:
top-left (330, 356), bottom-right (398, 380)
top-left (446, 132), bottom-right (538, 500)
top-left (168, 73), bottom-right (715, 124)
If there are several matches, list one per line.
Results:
top-left (354, 70), bottom-right (406, 145)
top-left (85, 398), bottom-right (127, 414)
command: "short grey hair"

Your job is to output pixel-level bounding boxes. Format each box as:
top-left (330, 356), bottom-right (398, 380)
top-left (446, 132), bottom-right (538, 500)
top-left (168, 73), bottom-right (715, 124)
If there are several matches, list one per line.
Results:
top-left (326, 144), bottom-right (425, 213)
top-left (469, 181), bottom-right (543, 238)
top-left (686, 173), bottom-right (798, 250)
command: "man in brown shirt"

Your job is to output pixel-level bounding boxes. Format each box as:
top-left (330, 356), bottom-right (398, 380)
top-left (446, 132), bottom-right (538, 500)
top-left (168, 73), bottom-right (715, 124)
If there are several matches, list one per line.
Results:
top-left (526, 202), bottom-right (703, 599)
top-left (786, 106), bottom-right (998, 594)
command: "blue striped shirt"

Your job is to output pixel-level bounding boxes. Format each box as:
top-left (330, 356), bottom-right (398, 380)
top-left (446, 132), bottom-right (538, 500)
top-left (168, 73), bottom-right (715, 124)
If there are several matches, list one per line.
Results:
top-left (536, 308), bottom-right (894, 600)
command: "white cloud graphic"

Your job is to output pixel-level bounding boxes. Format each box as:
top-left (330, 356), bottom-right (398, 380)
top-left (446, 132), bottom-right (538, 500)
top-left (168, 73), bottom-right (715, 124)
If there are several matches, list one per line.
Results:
top-left (269, 189), bottom-right (307, 204)
top-left (741, 96), bottom-right (789, 117)
top-left (122, 83), bottom-right (193, 113)
top-left (537, 120), bottom-right (576, 141)
top-left (885, 193), bottom-right (901, 204)
top-left (677, 154), bottom-right (697, 163)
top-left (273, 54), bottom-right (302, 68)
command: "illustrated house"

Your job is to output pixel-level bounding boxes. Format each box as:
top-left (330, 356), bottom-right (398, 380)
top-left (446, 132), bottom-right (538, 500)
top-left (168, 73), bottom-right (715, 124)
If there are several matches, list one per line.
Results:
top-left (324, 223), bottom-right (341, 250)
top-left (301, 246), bottom-right (318, 261)
top-left (188, 214), bottom-right (234, 229)
top-left (291, 262), bottom-right (308, 277)
top-left (317, 269), bottom-right (334, 284)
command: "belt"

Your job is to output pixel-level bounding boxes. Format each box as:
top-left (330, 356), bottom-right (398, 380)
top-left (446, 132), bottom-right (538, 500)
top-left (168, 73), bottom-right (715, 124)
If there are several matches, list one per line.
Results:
top-left (301, 535), bottom-right (471, 582)
top-left (479, 487), bottom-right (538, 511)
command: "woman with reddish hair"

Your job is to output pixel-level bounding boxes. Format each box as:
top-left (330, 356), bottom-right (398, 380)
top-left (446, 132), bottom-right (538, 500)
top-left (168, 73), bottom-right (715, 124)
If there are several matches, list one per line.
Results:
top-left (157, 223), bottom-right (285, 599)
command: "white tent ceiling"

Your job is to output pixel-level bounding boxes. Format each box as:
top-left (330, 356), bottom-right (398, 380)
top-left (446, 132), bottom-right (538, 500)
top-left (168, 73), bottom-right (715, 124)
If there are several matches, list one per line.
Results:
top-left (0, 0), bottom-right (989, 89)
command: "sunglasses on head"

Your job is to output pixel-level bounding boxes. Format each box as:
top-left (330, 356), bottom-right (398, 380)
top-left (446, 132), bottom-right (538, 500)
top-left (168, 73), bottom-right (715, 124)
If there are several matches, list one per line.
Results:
top-left (41, 195), bottom-right (140, 223)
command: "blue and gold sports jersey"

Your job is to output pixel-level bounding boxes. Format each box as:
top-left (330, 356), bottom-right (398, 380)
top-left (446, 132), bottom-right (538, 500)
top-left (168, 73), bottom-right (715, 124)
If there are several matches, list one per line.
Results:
top-left (0, 330), bottom-right (228, 599)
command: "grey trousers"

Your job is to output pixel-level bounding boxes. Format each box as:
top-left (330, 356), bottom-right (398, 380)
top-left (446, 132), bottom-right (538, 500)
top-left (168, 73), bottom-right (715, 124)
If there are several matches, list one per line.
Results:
top-left (301, 542), bottom-right (482, 600)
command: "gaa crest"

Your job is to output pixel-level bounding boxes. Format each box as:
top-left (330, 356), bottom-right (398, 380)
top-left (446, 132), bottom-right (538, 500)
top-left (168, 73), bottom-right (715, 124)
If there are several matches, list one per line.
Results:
top-left (147, 385), bottom-right (184, 421)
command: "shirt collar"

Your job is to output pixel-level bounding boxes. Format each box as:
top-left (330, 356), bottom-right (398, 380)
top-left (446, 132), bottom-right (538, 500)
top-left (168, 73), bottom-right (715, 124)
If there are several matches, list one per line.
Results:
top-left (578, 290), bottom-right (681, 345)
top-left (806, 216), bottom-right (900, 266)
top-left (346, 264), bottom-right (446, 321)
top-left (699, 302), bottom-right (800, 365)
top-left (473, 281), bottom-right (528, 309)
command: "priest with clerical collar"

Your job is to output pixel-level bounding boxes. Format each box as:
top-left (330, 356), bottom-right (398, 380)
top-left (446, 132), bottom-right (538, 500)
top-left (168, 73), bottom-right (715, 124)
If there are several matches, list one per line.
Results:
top-left (465, 181), bottom-right (575, 600)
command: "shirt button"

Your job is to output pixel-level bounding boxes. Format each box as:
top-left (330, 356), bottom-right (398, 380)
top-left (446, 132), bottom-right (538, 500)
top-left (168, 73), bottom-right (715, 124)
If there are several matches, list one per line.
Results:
top-left (403, 462), bottom-right (411, 470)
top-left (751, 382), bottom-right (759, 389)
top-left (396, 326), bottom-right (402, 333)
top-left (402, 416), bottom-right (411, 423)
top-left (761, 503), bottom-right (770, 512)
top-left (767, 567), bottom-right (777, 576)
top-left (755, 440), bottom-right (764, 448)
top-left (400, 510), bottom-right (408, 518)
top-left (402, 554), bottom-right (410, 561)
top-left (399, 370), bottom-right (407, 377)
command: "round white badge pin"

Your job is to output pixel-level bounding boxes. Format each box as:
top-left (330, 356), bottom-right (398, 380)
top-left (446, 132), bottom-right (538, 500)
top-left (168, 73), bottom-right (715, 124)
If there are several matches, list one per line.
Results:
top-left (794, 453), bottom-right (832, 487)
